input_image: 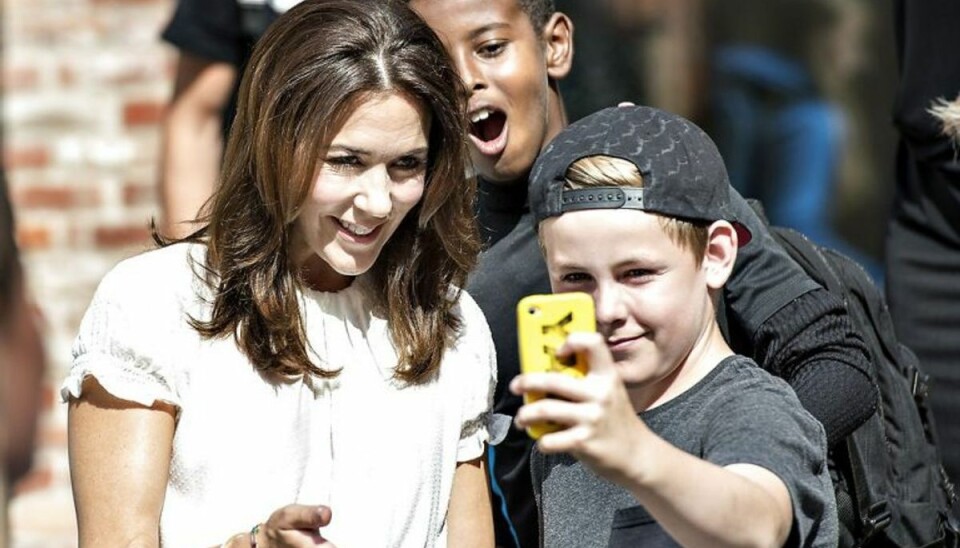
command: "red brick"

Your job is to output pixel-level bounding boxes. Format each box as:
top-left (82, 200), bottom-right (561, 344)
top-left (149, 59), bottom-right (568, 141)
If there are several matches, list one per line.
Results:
top-left (39, 422), bottom-right (68, 449)
top-left (12, 466), bottom-right (53, 496)
top-left (58, 64), bottom-right (77, 87)
top-left (94, 224), bottom-right (151, 248)
top-left (4, 66), bottom-right (40, 91)
top-left (123, 100), bottom-right (166, 127)
top-left (5, 146), bottom-right (50, 169)
top-left (17, 186), bottom-right (100, 209)
top-left (16, 225), bottom-right (52, 250)
top-left (40, 383), bottom-right (56, 413)
top-left (123, 182), bottom-right (157, 206)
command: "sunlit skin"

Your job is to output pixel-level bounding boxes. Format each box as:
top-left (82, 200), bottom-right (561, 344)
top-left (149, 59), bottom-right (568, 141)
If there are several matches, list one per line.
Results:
top-left (410, 0), bottom-right (571, 185)
top-left (292, 92), bottom-right (430, 292)
top-left (539, 209), bottom-right (734, 411)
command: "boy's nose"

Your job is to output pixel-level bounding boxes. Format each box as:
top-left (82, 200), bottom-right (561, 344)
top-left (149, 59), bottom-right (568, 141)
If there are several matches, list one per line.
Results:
top-left (457, 55), bottom-right (486, 93)
top-left (593, 284), bottom-right (628, 326)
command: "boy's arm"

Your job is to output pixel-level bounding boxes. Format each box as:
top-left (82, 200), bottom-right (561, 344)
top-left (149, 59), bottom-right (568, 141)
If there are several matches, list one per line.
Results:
top-left (512, 334), bottom-right (795, 547)
top-left (724, 188), bottom-right (876, 445)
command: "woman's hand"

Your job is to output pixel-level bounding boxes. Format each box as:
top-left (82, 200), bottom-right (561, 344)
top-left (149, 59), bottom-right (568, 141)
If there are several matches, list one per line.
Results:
top-left (224, 505), bottom-right (336, 548)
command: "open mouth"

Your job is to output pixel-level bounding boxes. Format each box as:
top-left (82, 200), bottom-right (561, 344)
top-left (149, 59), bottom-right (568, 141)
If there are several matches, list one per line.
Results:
top-left (470, 108), bottom-right (506, 141)
top-left (469, 108), bottom-right (508, 156)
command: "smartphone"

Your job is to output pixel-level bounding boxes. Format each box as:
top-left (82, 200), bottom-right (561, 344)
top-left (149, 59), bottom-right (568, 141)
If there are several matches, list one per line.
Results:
top-left (516, 292), bottom-right (596, 439)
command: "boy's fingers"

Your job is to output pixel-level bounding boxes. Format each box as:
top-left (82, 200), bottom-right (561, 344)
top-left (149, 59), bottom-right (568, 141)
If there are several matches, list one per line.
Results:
top-left (536, 425), bottom-right (589, 455)
top-left (515, 398), bottom-right (584, 430)
top-left (510, 371), bottom-right (591, 401)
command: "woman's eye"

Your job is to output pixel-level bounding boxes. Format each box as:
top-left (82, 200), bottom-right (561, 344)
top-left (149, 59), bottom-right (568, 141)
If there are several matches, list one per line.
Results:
top-left (326, 155), bottom-right (361, 169)
top-left (393, 156), bottom-right (426, 171)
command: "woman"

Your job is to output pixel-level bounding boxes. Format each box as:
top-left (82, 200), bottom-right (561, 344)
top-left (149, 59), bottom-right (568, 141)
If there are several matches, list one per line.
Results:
top-left (61, 1), bottom-right (495, 546)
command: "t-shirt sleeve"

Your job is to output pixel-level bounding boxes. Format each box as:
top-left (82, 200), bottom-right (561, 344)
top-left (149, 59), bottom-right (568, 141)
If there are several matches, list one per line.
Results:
top-left (455, 290), bottom-right (498, 462)
top-left (161, 0), bottom-right (245, 66)
top-left (724, 187), bottom-right (820, 337)
top-left (61, 260), bottom-right (183, 410)
top-left (703, 366), bottom-right (837, 547)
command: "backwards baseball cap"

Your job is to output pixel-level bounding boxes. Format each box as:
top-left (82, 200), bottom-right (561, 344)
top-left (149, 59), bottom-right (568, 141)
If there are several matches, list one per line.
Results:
top-left (529, 105), bottom-right (751, 246)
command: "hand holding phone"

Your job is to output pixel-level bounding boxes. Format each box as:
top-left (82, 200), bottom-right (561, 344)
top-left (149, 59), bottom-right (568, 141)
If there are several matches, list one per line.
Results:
top-left (516, 292), bottom-right (596, 439)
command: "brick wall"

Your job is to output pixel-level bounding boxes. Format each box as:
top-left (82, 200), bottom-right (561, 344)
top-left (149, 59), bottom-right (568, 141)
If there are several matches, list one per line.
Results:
top-left (3, 0), bottom-right (175, 545)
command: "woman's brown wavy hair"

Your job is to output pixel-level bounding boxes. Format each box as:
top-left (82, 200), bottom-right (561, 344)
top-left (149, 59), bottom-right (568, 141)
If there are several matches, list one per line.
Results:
top-left (178, 0), bottom-right (478, 383)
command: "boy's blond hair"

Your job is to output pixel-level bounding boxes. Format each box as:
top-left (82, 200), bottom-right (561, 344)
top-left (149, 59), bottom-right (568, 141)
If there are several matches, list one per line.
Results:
top-left (563, 155), bottom-right (709, 264)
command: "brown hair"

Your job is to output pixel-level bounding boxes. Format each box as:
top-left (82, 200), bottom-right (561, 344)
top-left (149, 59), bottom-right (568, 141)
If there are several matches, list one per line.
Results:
top-left (562, 155), bottom-right (709, 264)
top-left (181, 0), bottom-right (478, 383)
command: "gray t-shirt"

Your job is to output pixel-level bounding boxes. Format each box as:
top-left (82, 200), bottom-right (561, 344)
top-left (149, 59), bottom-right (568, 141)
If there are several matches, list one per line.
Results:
top-left (532, 355), bottom-right (837, 547)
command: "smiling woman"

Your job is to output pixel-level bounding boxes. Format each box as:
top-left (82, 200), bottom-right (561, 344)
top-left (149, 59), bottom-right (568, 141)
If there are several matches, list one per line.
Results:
top-left (292, 93), bottom-right (431, 292)
top-left (59, 1), bottom-right (496, 547)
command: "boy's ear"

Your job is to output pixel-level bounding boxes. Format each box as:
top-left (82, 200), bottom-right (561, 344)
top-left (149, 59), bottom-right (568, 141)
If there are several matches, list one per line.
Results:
top-left (703, 221), bottom-right (737, 290)
top-left (542, 12), bottom-right (574, 81)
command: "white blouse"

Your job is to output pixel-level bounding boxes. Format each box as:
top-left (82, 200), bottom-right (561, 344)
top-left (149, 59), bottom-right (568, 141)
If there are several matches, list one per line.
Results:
top-left (61, 243), bottom-right (497, 547)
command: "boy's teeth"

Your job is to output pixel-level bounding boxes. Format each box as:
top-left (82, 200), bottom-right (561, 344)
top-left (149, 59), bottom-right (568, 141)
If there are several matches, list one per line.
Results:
top-left (471, 109), bottom-right (492, 123)
top-left (341, 220), bottom-right (373, 235)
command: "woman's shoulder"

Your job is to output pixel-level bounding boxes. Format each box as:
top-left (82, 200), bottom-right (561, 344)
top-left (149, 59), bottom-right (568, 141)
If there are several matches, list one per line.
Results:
top-left (95, 242), bottom-right (208, 311)
top-left (450, 287), bottom-right (491, 334)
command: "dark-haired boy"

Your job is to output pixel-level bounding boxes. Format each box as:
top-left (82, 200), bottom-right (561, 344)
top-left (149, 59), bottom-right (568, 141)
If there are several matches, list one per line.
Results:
top-left (408, 1), bottom-right (875, 546)
top-left (515, 104), bottom-right (837, 547)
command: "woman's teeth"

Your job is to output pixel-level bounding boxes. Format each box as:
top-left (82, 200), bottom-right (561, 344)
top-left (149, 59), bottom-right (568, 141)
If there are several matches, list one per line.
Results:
top-left (339, 220), bottom-right (374, 236)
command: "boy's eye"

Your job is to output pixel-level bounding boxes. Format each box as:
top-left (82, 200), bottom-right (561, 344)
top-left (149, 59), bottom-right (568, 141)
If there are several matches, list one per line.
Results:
top-left (560, 272), bottom-right (592, 284)
top-left (477, 41), bottom-right (507, 58)
top-left (623, 269), bottom-right (654, 282)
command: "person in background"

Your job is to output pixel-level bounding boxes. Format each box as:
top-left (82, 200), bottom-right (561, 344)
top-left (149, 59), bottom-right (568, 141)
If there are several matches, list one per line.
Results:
top-left (158, 0), bottom-right (302, 238)
top-left (885, 0), bottom-right (960, 517)
top-left (408, 0), bottom-right (876, 545)
top-left (63, 1), bottom-right (495, 546)
top-left (0, 170), bottom-right (46, 543)
top-left (515, 104), bottom-right (836, 547)
top-left (705, 0), bottom-right (882, 281)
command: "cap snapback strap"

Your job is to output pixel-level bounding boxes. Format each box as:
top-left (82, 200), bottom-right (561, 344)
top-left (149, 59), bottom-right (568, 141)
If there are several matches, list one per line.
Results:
top-left (560, 187), bottom-right (645, 213)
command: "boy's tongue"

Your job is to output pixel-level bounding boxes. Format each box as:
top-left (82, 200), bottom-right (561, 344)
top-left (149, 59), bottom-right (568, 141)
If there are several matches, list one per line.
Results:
top-left (470, 111), bottom-right (508, 156)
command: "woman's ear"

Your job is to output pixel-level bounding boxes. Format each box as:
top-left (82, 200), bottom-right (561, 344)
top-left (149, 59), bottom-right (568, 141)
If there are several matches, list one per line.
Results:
top-left (703, 221), bottom-right (737, 290)
top-left (542, 12), bottom-right (574, 81)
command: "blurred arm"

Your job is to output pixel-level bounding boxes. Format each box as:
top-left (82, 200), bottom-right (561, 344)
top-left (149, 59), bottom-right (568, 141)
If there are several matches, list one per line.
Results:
top-left (159, 52), bottom-right (237, 239)
top-left (0, 271), bottom-right (46, 485)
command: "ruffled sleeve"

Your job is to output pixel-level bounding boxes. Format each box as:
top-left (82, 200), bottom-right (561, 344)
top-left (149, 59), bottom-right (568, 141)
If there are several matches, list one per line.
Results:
top-left (61, 252), bottom-right (187, 410)
top-left (456, 291), bottom-right (499, 462)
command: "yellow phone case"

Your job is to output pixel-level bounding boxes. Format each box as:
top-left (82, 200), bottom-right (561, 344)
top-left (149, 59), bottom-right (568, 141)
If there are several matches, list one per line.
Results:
top-left (516, 292), bottom-right (596, 439)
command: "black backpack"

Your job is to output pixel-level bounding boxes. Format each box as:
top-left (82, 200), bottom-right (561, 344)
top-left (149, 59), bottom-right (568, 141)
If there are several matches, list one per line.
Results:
top-left (767, 224), bottom-right (958, 547)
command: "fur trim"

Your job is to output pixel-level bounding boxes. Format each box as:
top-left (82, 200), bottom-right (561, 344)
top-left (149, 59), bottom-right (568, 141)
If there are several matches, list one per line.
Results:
top-left (929, 94), bottom-right (960, 146)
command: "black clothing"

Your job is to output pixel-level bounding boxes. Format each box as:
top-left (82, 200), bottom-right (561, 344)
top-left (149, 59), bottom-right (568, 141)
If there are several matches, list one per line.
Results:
top-left (886, 0), bottom-right (960, 502)
top-left (161, 0), bottom-right (281, 137)
top-left (470, 176), bottom-right (875, 548)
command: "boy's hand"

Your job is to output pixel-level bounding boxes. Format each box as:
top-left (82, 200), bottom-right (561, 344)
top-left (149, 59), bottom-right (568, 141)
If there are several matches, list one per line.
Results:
top-left (510, 332), bottom-right (648, 485)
